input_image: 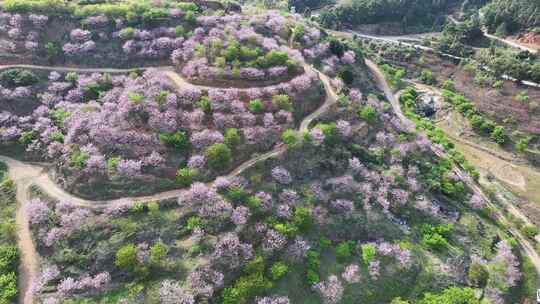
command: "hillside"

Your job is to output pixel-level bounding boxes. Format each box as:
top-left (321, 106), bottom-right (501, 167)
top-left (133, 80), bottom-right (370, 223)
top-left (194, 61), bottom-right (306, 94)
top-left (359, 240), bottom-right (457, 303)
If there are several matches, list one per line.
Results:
top-left (0, 1), bottom-right (538, 304)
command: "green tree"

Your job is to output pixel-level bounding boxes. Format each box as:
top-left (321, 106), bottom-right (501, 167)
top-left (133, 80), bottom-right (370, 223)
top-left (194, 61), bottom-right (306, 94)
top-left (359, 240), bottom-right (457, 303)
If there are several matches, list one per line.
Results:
top-left (248, 99), bottom-right (264, 113)
top-left (149, 241), bottom-right (168, 266)
top-left (293, 207), bottom-right (313, 232)
top-left (160, 131), bottom-right (189, 150)
top-left (419, 287), bottom-right (480, 304)
top-left (335, 241), bottom-right (354, 262)
top-left (176, 167), bottom-right (197, 187)
top-left (270, 262), bottom-right (289, 281)
top-left (205, 143), bottom-right (232, 170)
top-left (359, 105), bottom-right (377, 123)
top-left (281, 129), bottom-right (298, 147)
top-left (361, 244), bottom-right (376, 264)
top-left (520, 224), bottom-right (539, 239)
top-left (420, 69), bottom-right (436, 85)
top-left (115, 244), bottom-right (138, 271)
top-left (490, 126), bottom-right (507, 144)
top-left (468, 262), bottom-right (489, 287)
top-left (0, 246), bottom-right (19, 274)
top-left (272, 94), bottom-right (293, 112)
top-left (0, 272), bottom-right (17, 304)
top-left (224, 128), bottom-right (241, 149)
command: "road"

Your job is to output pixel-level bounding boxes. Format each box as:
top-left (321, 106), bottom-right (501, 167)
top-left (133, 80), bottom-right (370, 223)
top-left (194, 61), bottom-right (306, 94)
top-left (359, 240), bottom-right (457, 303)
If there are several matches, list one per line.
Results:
top-left (365, 60), bottom-right (540, 276)
top-left (0, 159), bottom-right (44, 304)
top-left (449, 15), bottom-right (538, 55)
top-left (0, 62), bottom-right (339, 304)
top-left (3, 30), bottom-right (537, 302)
top-left (332, 28), bottom-right (540, 88)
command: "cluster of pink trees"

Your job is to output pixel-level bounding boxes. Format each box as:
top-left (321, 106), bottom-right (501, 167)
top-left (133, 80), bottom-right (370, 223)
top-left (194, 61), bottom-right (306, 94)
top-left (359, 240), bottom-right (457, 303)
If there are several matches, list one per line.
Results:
top-left (56, 272), bottom-right (111, 296)
top-left (0, 12), bottom-right (48, 53)
top-left (314, 275), bottom-right (344, 304)
top-left (0, 66), bottom-right (317, 189)
top-left (170, 12), bottom-right (308, 83)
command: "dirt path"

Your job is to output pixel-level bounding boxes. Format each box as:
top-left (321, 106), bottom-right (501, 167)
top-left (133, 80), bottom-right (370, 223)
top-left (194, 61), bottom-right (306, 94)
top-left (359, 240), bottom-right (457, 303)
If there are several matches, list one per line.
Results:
top-left (0, 63), bottom-right (339, 303)
top-left (1, 160), bottom-right (45, 304)
top-left (408, 80), bottom-right (540, 201)
top-left (365, 61), bottom-right (540, 275)
top-left (334, 28), bottom-right (540, 88)
top-left (450, 14), bottom-right (539, 55)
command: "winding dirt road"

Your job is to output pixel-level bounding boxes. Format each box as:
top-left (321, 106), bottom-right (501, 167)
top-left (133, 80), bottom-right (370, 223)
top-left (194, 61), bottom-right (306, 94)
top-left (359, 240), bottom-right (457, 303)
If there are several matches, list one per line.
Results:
top-left (336, 28), bottom-right (540, 88)
top-left (449, 15), bottom-right (538, 55)
top-left (365, 60), bottom-right (540, 277)
top-left (1, 63), bottom-right (339, 303)
top-left (1, 159), bottom-right (45, 304)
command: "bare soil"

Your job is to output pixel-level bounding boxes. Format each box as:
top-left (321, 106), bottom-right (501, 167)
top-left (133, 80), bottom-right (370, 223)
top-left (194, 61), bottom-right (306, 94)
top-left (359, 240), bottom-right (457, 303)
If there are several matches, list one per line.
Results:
top-left (386, 53), bottom-right (540, 135)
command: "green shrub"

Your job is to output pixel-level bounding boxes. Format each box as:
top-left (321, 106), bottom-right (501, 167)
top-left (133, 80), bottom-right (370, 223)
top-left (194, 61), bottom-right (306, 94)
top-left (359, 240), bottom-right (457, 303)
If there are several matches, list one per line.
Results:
top-left (0, 69), bottom-right (38, 87)
top-left (222, 272), bottom-right (273, 304)
top-left (186, 216), bottom-right (203, 231)
top-left (119, 27), bottom-right (135, 39)
top-left (272, 95), bottom-right (293, 112)
top-left (149, 241), bottom-right (168, 266)
top-left (418, 287), bottom-right (480, 304)
top-left (206, 143), bottom-right (232, 170)
top-left (293, 207), bottom-right (313, 232)
top-left (224, 128), bottom-right (241, 149)
top-left (335, 241), bottom-right (354, 262)
top-left (176, 168), bottom-right (197, 187)
top-left (520, 224), bottom-right (539, 239)
top-left (0, 272), bottom-right (17, 304)
top-left (0, 246), bottom-right (19, 274)
top-left (159, 131), bottom-right (189, 150)
top-left (270, 262), bottom-right (289, 281)
top-left (441, 80), bottom-right (455, 91)
top-left (468, 262), bottom-right (489, 287)
top-left (17, 131), bottom-right (35, 146)
top-left (4, 0), bottom-right (70, 14)
top-left (361, 243), bottom-right (376, 264)
top-left (316, 123), bottom-right (340, 145)
top-left (245, 256), bottom-right (265, 274)
top-left (306, 268), bottom-right (320, 285)
top-left (247, 196), bottom-right (261, 210)
top-left (359, 105), bottom-right (377, 123)
top-left (273, 223), bottom-right (298, 237)
top-left (107, 157), bottom-right (120, 172)
top-left (421, 224), bottom-right (453, 251)
top-left (420, 69), bottom-right (436, 85)
top-left (69, 150), bottom-right (90, 169)
top-left (490, 126), bottom-right (507, 145)
top-left (319, 238), bottom-right (331, 250)
top-left (248, 99), bottom-right (264, 113)
top-left (281, 129), bottom-right (299, 147)
top-left (516, 137), bottom-right (531, 152)
top-left (198, 96), bottom-right (212, 113)
top-left (227, 186), bottom-right (249, 203)
top-left (115, 244), bottom-right (138, 271)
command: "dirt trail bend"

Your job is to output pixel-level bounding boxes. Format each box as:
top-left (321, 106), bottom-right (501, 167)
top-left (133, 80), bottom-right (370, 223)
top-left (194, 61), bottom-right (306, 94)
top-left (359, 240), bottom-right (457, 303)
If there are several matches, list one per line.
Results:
top-left (0, 61), bottom-right (340, 304)
top-left (0, 64), bottom-right (339, 211)
top-left (365, 60), bottom-right (540, 276)
top-left (1, 158), bottom-right (43, 304)
top-left (449, 14), bottom-right (538, 55)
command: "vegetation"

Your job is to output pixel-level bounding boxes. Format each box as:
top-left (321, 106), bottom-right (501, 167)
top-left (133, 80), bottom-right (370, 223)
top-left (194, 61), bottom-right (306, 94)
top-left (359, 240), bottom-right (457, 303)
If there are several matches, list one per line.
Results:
top-left (483, 0), bottom-right (540, 34)
top-left (319, 0), bottom-right (454, 30)
top-left (0, 164), bottom-right (19, 304)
